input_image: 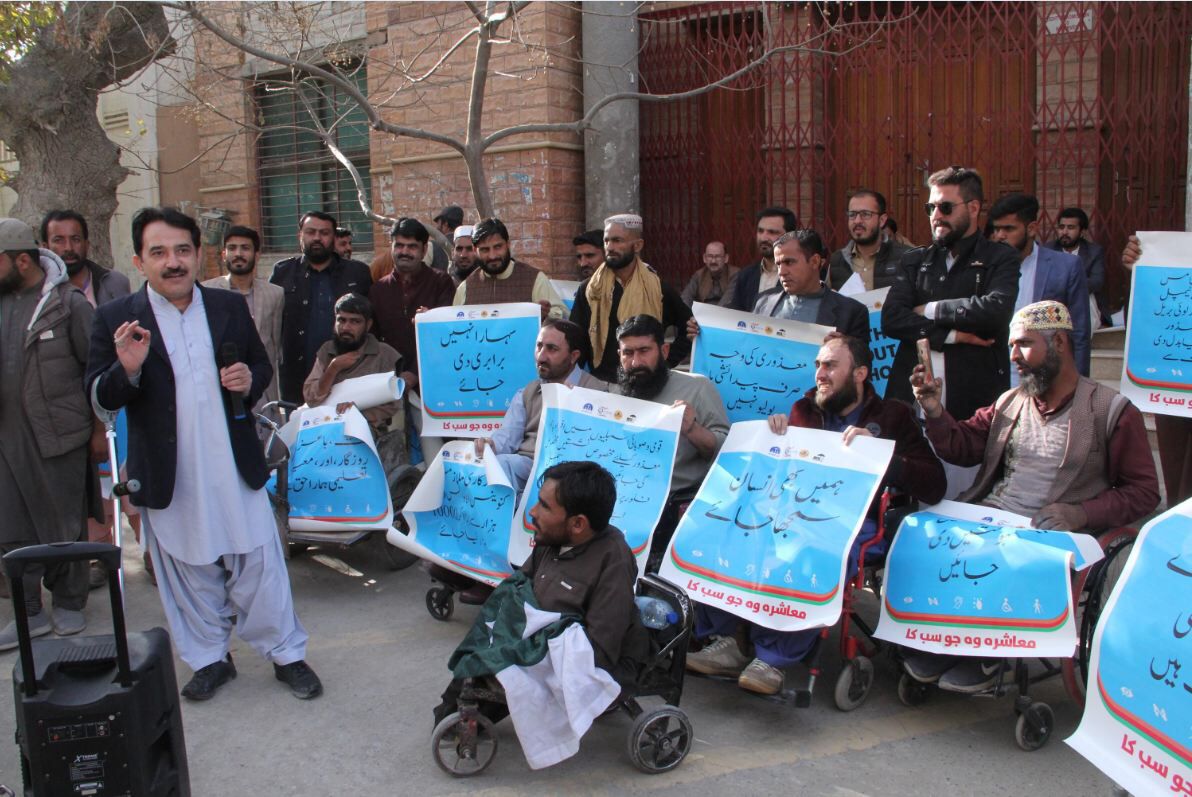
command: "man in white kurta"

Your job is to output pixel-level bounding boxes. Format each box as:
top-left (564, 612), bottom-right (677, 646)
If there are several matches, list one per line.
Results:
top-left (87, 207), bottom-right (321, 702)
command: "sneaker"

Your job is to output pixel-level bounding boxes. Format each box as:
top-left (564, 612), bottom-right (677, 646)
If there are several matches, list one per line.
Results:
top-left (938, 659), bottom-right (1002, 694)
top-left (738, 658), bottom-right (784, 695)
top-left (0, 612), bottom-right (51, 652)
top-left (903, 652), bottom-right (959, 684)
top-left (181, 656), bottom-right (236, 701)
top-left (274, 660), bottom-right (323, 700)
top-left (685, 635), bottom-right (750, 677)
top-left (50, 608), bottom-right (86, 636)
top-left (88, 562), bottom-right (107, 590)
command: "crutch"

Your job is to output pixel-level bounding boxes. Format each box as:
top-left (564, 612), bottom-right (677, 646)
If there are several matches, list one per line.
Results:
top-left (92, 396), bottom-right (139, 607)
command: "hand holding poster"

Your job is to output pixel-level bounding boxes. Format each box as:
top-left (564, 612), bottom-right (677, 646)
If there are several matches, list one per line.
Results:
top-left (852, 288), bottom-right (898, 398)
top-left (415, 303), bottom-right (540, 437)
top-left (659, 422), bottom-right (893, 632)
top-left (874, 500), bottom-right (1104, 657)
top-left (690, 302), bottom-right (833, 423)
top-left (325, 371), bottom-right (405, 409)
top-left (275, 405), bottom-right (392, 531)
top-left (508, 384), bottom-right (682, 573)
top-left (392, 440), bottom-right (516, 586)
top-left (1121, 231), bottom-right (1192, 416)
top-left (1067, 499), bottom-right (1192, 797)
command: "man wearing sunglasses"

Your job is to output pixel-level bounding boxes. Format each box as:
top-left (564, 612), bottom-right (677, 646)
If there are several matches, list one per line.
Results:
top-left (881, 167), bottom-right (1020, 422)
top-left (826, 189), bottom-right (911, 291)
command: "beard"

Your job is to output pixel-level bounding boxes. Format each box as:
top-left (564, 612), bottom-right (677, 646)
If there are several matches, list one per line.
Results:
top-left (851, 226), bottom-right (880, 246)
top-left (815, 378), bottom-right (860, 417)
top-left (617, 361), bottom-right (670, 400)
top-left (0, 268), bottom-right (23, 294)
top-left (332, 333), bottom-right (366, 354)
top-left (758, 240), bottom-right (774, 260)
top-left (1018, 345), bottom-right (1063, 398)
top-left (605, 250), bottom-right (635, 270)
top-left (932, 210), bottom-right (971, 249)
top-left (63, 256), bottom-right (86, 276)
top-left (303, 241), bottom-right (332, 264)
top-left (481, 252), bottom-right (512, 276)
top-left (1056, 233), bottom-right (1079, 249)
top-left (223, 257), bottom-right (256, 276)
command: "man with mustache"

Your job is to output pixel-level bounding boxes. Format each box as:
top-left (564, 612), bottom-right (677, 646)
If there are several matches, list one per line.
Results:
top-left (825, 190), bottom-right (910, 291)
top-left (448, 225), bottom-right (479, 285)
top-left (270, 211), bottom-right (372, 403)
top-left (41, 209), bottom-right (131, 307)
top-left (721, 206), bottom-right (799, 312)
top-left (303, 293), bottom-right (401, 440)
top-left (202, 225), bottom-right (283, 411)
top-left (881, 167), bottom-right (1021, 422)
top-left (905, 300), bottom-right (1158, 693)
top-left (451, 217), bottom-right (565, 319)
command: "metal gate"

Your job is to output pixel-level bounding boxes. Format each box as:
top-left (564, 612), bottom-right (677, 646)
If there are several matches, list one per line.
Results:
top-left (639, 1), bottom-right (1192, 308)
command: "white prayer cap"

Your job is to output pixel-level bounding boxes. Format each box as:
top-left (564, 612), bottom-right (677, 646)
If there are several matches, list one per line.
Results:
top-left (454, 225), bottom-right (474, 242)
top-left (603, 213), bottom-right (643, 230)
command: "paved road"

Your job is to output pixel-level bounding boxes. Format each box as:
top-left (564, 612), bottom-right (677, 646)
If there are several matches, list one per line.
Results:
top-left (0, 536), bottom-right (1121, 795)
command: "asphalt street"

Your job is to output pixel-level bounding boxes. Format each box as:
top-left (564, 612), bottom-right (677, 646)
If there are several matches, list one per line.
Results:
top-left (0, 534), bottom-right (1123, 796)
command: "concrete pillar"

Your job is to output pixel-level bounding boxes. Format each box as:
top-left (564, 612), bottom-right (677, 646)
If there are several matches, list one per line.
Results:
top-left (581, 1), bottom-right (639, 228)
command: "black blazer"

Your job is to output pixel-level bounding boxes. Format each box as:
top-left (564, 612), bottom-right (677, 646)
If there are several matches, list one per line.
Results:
top-left (753, 285), bottom-right (871, 342)
top-left (86, 285), bottom-right (273, 509)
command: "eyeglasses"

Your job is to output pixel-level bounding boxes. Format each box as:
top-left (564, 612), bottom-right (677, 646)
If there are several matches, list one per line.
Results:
top-left (924, 201), bottom-right (962, 216)
top-left (846, 210), bottom-right (880, 220)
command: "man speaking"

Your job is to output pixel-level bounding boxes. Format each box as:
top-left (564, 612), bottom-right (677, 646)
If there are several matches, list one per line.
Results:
top-left (86, 207), bottom-right (322, 702)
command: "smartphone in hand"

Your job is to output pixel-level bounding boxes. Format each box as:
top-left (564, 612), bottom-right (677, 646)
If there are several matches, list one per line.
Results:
top-left (916, 338), bottom-right (934, 383)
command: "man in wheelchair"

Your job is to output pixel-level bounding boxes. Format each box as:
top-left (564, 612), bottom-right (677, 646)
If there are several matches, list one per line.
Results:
top-left (905, 299), bottom-right (1160, 692)
top-left (686, 333), bottom-right (946, 695)
top-left (432, 461), bottom-right (645, 729)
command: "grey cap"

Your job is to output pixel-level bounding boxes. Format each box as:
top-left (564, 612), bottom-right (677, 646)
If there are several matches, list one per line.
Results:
top-left (0, 218), bottom-right (38, 251)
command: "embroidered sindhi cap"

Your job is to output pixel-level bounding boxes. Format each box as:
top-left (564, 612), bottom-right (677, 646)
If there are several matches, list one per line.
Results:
top-left (1011, 300), bottom-right (1073, 332)
top-left (604, 213), bottom-right (643, 231)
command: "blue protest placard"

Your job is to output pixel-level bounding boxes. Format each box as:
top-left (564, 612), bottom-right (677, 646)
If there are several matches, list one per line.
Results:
top-left (690, 302), bottom-right (832, 423)
top-left (550, 279), bottom-right (581, 314)
top-left (874, 500), bottom-right (1103, 657)
top-left (1121, 232), bottom-right (1192, 416)
top-left (276, 406), bottom-right (392, 531)
top-left (508, 384), bottom-right (682, 573)
top-left (1067, 500), bottom-right (1192, 796)
top-left (415, 303), bottom-right (540, 437)
top-left (853, 288), bottom-right (898, 398)
top-left (659, 422), bottom-right (893, 631)
top-left (395, 441), bottom-right (516, 586)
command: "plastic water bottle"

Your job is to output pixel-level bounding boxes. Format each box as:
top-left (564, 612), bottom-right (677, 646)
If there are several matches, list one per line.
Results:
top-left (635, 596), bottom-right (679, 629)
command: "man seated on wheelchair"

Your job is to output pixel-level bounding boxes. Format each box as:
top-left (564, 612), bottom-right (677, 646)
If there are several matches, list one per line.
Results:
top-left (302, 293), bottom-right (402, 441)
top-left (432, 461), bottom-right (644, 726)
top-left (686, 333), bottom-right (946, 695)
top-left (904, 299), bottom-right (1160, 692)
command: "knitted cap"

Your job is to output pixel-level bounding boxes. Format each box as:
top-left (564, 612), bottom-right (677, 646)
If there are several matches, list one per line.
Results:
top-left (604, 213), bottom-right (643, 230)
top-left (1011, 300), bottom-right (1073, 331)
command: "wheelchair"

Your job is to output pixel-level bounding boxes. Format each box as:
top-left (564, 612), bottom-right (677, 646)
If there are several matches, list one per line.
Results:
top-left (430, 573), bottom-right (695, 777)
top-left (257, 400), bottom-right (422, 570)
top-left (894, 524), bottom-right (1139, 751)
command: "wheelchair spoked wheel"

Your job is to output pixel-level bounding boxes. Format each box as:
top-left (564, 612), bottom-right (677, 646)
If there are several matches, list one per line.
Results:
top-left (1014, 701), bottom-right (1055, 751)
top-left (427, 587), bottom-right (455, 621)
top-left (431, 712), bottom-right (498, 777)
top-left (897, 672), bottom-right (932, 707)
top-left (1062, 528), bottom-right (1137, 708)
top-left (627, 705), bottom-right (692, 774)
top-left (833, 655), bottom-right (875, 712)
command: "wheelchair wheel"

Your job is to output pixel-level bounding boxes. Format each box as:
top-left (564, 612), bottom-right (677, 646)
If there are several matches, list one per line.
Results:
top-left (431, 712), bottom-right (498, 777)
top-left (1014, 701), bottom-right (1054, 751)
top-left (427, 587), bottom-right (455, 621)
top-left (897, 672), bottom-right (931, 707)
top-left (376, 528), bottom-right (418, 572)
top-left (833, 655), bottom-right (875, 712)
top-left (1062, 528), bottom-right (1136, 708)
top-left (627, 705), bottom-right (692, 774)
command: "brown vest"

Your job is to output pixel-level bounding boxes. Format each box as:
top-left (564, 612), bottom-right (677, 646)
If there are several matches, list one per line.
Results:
top-left (519, 371), bottom-right (609, 458)
top-left (961, 377), bottom-right (1130, 527)
top-left (463, 259), bottom-right (539, 305)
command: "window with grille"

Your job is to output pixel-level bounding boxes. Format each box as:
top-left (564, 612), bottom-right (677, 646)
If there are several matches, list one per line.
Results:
top-left (254, 63), bottom-right (372, 254)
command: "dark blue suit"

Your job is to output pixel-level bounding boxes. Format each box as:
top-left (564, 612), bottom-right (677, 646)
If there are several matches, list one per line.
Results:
top-left (1029, 245), bottom-right (1091, 376)
top-left (85, 285), bottom-right (272, 510)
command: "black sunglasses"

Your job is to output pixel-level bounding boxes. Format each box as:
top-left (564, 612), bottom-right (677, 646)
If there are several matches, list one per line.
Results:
top-left (924, 201), bottom-right (964, 216)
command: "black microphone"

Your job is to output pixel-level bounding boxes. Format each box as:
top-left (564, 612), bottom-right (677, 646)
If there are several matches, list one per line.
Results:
top-left (219, 343), bottom-right (248, 420)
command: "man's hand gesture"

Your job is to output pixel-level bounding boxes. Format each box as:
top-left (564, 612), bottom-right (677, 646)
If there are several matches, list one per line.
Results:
top-left (113, 321), bottom-right (151, 377)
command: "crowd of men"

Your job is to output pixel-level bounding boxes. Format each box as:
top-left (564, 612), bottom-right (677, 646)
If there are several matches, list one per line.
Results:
top-left (0, 164), bottom-right (1167, 710)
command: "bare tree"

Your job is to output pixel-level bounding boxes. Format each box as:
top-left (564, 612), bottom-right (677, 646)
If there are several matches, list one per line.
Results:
top-left (168, 1), bottom-right (879, 224)
top-left (0, 2), bottom-right (173, 265)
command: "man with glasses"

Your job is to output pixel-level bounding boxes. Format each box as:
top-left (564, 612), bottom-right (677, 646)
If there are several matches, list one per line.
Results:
top-left (826, 189), bottom-right (910, 291)
top-left (680, 240), bottom-right (737, 306)
top-left (881, 167), bottom-right (1020, 422)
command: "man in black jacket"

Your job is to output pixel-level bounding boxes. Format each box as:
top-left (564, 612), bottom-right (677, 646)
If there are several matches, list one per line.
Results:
top-left (825, 190), bottom-right (910, 291)
top-left (87, 207), bottom-right (322, 703)
top-left (880, 167), bottom-right (1020, 421)
top-left (270, 211), bottom-right (371, 402)
top-left (721, 206), bottom-right (798, 312)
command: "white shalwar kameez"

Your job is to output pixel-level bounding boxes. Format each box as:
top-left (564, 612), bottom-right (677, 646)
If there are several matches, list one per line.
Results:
top-left (137, 286), bottom-right (307, 670)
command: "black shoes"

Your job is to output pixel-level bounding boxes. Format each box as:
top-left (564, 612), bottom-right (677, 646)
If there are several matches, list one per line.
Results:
top-left (274, 660), bottom-right (323, 700)
top-left (181, 655), bottom-right (237, 701)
